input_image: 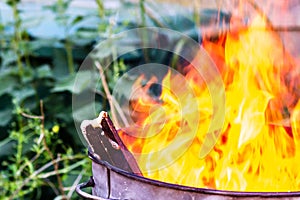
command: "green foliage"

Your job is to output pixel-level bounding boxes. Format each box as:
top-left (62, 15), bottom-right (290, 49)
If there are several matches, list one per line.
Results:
top-left (0, 101), bottom-right (91, 199)
top-left (0, 0), bottom-right (106, 199)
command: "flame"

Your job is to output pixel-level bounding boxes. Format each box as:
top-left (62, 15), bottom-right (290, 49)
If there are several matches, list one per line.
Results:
top-left (119, 14), bottom-right (300, 191)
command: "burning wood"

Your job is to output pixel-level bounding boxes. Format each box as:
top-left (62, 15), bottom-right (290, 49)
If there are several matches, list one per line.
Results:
top-left (81, 111), bottom-right (142, 176)
top-left (100, 112), bottom-right (142, 176)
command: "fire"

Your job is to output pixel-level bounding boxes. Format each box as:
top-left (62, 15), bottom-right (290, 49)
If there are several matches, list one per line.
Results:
top-left (119, 14), bottom-right (300, 192)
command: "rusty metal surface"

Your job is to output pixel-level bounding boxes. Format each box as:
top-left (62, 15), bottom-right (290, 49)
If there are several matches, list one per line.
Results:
top-left (92, 162), bottom-right (110, 199)
top-left (86, 151), bottom-right (300, 200)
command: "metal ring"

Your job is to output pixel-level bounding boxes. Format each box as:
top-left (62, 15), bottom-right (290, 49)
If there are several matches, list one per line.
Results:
top-left (76, 176), bottom-right (110, 200)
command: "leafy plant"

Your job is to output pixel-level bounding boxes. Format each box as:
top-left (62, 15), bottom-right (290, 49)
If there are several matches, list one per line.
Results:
top-left (0, 101), bottom-right (91, 200)
top-left (0, 0), bottom-right (103, 199)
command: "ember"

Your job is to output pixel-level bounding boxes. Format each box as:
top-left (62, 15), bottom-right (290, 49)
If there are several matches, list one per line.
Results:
top-left (118, 10), bottom-right (300, 192)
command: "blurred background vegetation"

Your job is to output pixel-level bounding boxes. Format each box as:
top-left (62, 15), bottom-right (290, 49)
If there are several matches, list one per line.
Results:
top-left (1, 0), bottom-right (299, 199)
top-left (0, 0), bottom-right (228, 199)
top-left (0, 0), bottom-right (106, 199)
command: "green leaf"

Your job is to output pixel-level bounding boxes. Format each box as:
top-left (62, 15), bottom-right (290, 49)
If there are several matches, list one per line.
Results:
top-left (52, 48), bottom-right (70, 78)
top-left (51, 74), bottom-right (75, 93)
top-left (36, 65), bottom-right (53, 79)
top-left (68, 34), bottom-right (94, 46)
top-left (21, 67), bottom-right (34, 83)
top-left (11, 87), bottom-right (35, 104)
top-left (70, 15), bottom-right (83, 26)
top-left (21, 13), bottom-right (44, 30)
top-left (1, 50), bottom-right (18, 67)
top-left (5, 0), bottom-right (21, 6)
top-left (0, 137), bottom-right (15, 158)
top-left (51, 70), bottom-right (93, 94)
top-left (55, 15), bottom-right (69, 26)
top-left (0, 74), bottom-right (17, 96)
top-left (72, 102), bottom-right (99, 122)
top-left (0, 108), bottom-right (13, 126)
top-left (27, 39), bottom-right (59, 52)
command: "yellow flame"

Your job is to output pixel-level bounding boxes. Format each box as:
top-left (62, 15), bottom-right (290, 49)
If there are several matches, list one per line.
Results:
top-left (120, 15), bottom-right (300, 191)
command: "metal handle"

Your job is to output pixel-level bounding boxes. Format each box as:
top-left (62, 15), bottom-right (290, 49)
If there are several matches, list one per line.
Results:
top-left (76, 176), bottom-right (109, 200)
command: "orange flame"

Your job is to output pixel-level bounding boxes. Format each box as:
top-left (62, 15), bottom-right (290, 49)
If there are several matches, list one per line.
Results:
top-left (119, 14), bottom-right (300, 191)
